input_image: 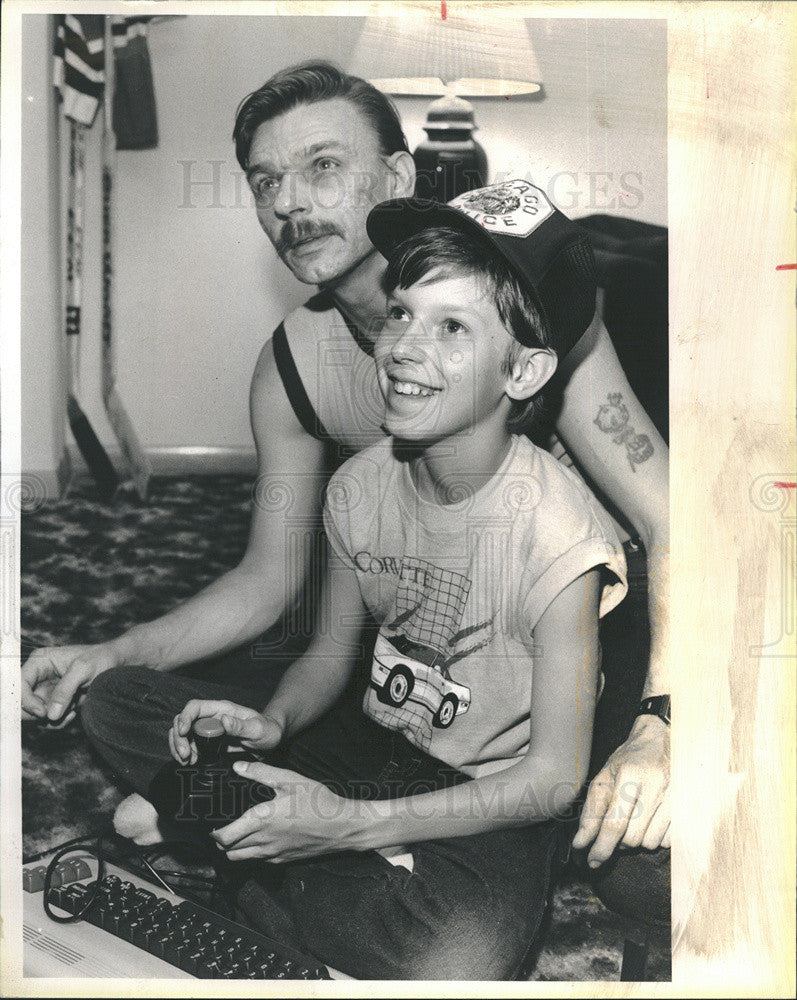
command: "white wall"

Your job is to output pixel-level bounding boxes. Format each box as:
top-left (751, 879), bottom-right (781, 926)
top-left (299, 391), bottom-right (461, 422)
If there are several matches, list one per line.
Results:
top-left (20, 15), bottom-right (67, 492)
top-left (21, 14), bottom-right (667, 481)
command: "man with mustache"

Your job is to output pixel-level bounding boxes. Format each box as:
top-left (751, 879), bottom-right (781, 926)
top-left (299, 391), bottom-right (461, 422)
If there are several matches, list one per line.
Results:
top-left (22, 61), bottom-right (669, 888)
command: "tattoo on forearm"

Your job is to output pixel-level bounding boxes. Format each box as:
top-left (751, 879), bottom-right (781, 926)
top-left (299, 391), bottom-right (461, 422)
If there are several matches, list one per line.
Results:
top-left (593, 393), bottom-right (654, 472)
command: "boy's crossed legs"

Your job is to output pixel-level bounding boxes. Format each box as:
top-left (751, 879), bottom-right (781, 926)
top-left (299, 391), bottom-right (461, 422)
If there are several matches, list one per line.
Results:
top-left (81, 665), bottom-right (560, 980)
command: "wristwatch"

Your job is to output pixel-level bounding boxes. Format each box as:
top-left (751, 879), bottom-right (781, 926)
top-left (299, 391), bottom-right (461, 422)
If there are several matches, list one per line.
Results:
top-left (637, 694), bottom-right (671, 726)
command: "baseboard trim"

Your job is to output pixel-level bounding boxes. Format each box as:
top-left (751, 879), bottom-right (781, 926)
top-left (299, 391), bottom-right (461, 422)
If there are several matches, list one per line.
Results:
top-left (21, 448), bottom-right (73, 503)
top-left (66, 444), bottom-right (258, 479)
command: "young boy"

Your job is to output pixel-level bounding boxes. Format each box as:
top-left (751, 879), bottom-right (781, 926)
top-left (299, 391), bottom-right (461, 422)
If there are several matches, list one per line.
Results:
top-left (102, 182), bottom-right (628, 980)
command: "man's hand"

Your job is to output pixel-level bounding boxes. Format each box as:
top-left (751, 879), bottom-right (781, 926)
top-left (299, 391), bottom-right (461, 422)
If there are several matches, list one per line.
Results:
top-left (572, 714), bottom-right (670, 867)
top-left (21, 643), bottom-right (120, 726)
top-left (211, 760), bottom-right (357, 863)
top-left (169, 699), bottom-right (284, 764)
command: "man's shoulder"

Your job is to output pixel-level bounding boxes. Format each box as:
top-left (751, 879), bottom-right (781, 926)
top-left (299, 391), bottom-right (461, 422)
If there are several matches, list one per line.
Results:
top-left (281, 290), bottom-right (341, 331)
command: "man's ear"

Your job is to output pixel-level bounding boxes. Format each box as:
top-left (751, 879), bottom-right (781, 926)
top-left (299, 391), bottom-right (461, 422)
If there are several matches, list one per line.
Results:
top-left (504, 348), bottom-right (558, 402)
top-left (384, 150), bottom-right (416, 199)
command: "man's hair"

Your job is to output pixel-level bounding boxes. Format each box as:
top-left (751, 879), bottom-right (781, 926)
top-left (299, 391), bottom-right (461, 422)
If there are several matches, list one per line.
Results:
top-left (233, 60), bottom-right (409, 171)
top-left (384, 226), bottom-right (553, 432)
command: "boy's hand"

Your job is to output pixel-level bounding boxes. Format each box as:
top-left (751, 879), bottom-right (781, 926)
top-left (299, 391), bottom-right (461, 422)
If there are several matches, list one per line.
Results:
top-left (572, 714), bottom-right (670, 866)
top-left (21, 643), bottom-right (120, 726)
top-left (169, 699), bottom-right (284, 764)
top-left (211, 760), bottom-right (357, 863)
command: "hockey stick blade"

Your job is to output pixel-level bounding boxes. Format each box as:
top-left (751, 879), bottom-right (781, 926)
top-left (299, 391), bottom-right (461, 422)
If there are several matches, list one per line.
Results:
top-left (66, 392), bottom-right (119, 500)
top-left (105, 386), bottom-right (151, 500)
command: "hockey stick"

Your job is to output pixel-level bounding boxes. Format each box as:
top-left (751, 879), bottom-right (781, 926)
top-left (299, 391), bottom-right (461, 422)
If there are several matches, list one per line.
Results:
top-left (65, 119), bottom-right (119, 500)
top-left (100, 15), bottom-right (152, 500)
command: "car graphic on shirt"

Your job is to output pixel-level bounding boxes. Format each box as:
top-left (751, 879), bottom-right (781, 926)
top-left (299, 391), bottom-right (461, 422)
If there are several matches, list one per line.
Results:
top-left (369, 632), bottom-right (471, 729)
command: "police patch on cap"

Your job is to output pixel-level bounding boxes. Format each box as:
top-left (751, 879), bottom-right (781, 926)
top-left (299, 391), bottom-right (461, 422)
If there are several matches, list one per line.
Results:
top-left (449, 180), bottom-right (554, 238)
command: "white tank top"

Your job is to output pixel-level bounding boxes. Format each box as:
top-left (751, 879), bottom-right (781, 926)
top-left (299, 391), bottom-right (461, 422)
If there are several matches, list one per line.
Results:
top-left (275, 291), bottom-right (387, 455)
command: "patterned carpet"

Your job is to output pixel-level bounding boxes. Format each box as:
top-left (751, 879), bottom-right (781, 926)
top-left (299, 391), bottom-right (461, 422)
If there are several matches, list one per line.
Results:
top-left (20, 475), bottom-right (670, 981)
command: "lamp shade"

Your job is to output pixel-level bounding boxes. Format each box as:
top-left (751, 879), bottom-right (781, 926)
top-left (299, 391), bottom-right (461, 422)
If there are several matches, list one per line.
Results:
top-left (349, 10), bottom-right (542, 97)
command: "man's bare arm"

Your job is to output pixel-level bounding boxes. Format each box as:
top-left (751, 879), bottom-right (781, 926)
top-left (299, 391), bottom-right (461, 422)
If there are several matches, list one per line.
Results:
top-left (555, 311), bottom-right (670, 863)
top-left (168, 551), bottom-right (368, 763)
top-left (22, 338), bottom-right (328, 722)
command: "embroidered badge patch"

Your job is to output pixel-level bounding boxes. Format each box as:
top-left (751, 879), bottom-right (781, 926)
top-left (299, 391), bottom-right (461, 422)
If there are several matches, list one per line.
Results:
top-left (450, 180), bottom-right (554, 237)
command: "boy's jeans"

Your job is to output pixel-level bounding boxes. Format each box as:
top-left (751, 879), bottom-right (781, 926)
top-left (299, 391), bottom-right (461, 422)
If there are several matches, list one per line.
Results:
top-left (82, 663), bottom-right (561, 980)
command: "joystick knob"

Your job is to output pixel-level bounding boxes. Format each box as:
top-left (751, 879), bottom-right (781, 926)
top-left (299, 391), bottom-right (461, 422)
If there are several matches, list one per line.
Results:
top-left (193, 717), bottom-right (225, 765)
top-left (148, 715), bottom-right (275, 840)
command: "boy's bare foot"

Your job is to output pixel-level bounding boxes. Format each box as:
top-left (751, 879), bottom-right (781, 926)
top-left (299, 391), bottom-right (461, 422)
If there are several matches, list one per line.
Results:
top-left (113, 793), bottom-right (164, 845)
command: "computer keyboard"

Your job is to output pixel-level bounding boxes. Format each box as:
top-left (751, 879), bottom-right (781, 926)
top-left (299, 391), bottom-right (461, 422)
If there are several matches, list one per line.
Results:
top-left (23, 855), bottom-right (336, 980)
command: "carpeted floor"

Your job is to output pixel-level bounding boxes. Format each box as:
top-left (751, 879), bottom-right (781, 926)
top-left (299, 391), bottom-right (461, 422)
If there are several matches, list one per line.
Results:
top-left (20, 475), bottom-right (671, 982)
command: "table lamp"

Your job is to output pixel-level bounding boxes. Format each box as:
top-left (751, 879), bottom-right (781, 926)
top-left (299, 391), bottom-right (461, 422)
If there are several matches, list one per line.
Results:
top-left (349, 7), bottom-right (543, 202)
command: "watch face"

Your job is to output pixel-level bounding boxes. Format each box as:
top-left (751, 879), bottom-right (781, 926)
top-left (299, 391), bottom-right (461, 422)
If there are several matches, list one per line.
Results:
top-left (640, 695), bottom-right (671, 724)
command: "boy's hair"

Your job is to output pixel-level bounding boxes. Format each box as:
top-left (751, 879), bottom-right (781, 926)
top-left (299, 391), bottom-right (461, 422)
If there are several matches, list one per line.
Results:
top-left (233, 60), bottom-right (409, 171)
top-left (384, 226), bottom-right (554, 432)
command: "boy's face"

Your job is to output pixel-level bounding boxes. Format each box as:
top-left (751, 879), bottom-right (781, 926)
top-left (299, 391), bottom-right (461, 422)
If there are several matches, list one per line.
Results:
top-left (375, 270), bottom-right (516, 443)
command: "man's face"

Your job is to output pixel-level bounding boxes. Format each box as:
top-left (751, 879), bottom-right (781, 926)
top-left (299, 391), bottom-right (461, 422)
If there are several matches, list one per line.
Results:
top-left (246, 98), bottom-right (399, 286)
top-left (374, 270), bottom-right (514, 444)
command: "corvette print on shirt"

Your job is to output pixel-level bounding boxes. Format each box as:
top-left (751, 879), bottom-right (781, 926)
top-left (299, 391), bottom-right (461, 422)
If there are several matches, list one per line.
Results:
top-left (370, 632), bottom-right (472, 729)
top-left (364, 557), bottom-right (493, 752)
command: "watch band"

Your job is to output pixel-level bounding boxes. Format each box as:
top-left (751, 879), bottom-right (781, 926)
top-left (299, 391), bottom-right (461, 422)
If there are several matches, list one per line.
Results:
top-left (638, 694), bottom-right (671, 726)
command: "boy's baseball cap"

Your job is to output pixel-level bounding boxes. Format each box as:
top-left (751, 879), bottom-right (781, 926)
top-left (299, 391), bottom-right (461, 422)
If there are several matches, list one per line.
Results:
top-left (366, 180), bottom-right (597, 357)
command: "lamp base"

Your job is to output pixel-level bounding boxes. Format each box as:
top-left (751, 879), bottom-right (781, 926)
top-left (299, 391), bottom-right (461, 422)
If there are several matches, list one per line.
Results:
top-left (412, 94), bottom-right (487, 203)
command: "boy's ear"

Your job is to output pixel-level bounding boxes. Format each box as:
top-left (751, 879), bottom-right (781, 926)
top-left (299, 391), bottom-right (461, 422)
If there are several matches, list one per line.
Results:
top-left (384, 150), bottom-right (416, 199)
top-left (504, 348), bottom-right (558, 402)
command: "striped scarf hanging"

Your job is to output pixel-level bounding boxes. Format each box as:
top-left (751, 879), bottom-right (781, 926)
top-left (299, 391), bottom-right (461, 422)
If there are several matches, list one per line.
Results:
top-left (53, 14), bottom-right (106, 126)
top-left (111, 16), bottom-right (159, 150)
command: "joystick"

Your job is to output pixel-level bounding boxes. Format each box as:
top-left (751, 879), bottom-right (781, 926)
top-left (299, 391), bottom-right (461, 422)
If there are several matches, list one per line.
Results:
top-left (147, 717), bottom-right (275, 840)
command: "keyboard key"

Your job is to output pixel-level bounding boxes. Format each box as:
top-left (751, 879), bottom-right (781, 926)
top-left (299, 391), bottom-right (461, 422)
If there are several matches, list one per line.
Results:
top-left (182, 950), bottom-right (204, 976)
top-left (46, 884), bottom-right (70, 912)
top-left (163, 939), bottom-right (191, 966)
top-left (102, 910), bottom-right (123, 934)
top-left (150, 933), bottom-right (176, 960)
top-left (23, 866), bottom-right (47, 893)
top-left (60, 859), bottom-right (80, 881)
top-left (130, 919), bottom-right (153, 948)
top-left (72, 858), bottom-right (92, 881)
top-left (119, 918), bottom-right (140, 943)
top-left (252, 961), bottom-right (278, 978)
top-left (84, 904), bottom-right (104, 927)
top-left (197, 958), bottom-right (224, 979)
top-left (65, 883), bottom-right (90, 912)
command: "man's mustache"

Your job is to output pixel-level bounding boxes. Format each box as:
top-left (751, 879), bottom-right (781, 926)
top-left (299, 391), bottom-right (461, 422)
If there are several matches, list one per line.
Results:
top-left (275, 221), bottom-right (344, 255)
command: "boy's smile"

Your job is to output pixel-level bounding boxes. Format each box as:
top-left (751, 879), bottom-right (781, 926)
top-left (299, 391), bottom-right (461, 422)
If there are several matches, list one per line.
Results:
top-left (375, 271), bottom-right (515, 445)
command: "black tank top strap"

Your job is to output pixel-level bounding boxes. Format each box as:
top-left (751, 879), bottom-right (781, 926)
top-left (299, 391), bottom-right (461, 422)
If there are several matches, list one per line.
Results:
top-left (271, 321), bottom-right (329, 441)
